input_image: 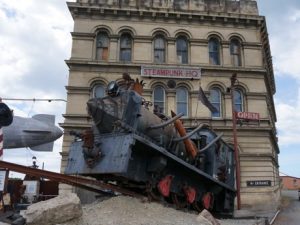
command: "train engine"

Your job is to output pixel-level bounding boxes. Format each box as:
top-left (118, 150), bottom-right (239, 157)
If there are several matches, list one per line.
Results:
top-left (65, 76), bottom-right (236, 214)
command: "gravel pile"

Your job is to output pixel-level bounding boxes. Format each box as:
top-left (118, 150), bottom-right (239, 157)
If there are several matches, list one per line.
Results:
top-left (61, 196), bottom-right (207, 225)
top-left (59, 196), bottom-right (263, 225)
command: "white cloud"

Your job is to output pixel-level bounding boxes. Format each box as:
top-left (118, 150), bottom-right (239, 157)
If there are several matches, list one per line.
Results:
top-left (269, 10), bottom-right (300, 79)
top-left (0, 0), bottom-right (72, 98)
top-left (256, 1), bottom-right (300, 176)
top-left (0, 0), bottom-right (73, 174)
top-left (276, 93), bottom-right (300, 146)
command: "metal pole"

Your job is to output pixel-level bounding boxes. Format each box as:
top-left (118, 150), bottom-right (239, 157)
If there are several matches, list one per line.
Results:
top-left (230, 73), bottom-right (241, 210)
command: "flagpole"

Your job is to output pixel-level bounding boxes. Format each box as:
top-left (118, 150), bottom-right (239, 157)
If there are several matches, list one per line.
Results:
top-left (230, 73), bottom-right (241, 210)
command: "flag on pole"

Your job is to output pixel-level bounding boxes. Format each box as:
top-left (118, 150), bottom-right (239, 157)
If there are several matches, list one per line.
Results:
top-left (198, 86), bottom-right (219, 113)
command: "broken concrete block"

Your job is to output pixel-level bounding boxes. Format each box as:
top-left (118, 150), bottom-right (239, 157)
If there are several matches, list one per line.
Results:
top-left (23, 193), bottom-right (82, 225)
top-left (198, 209), bottom-right (220, 225)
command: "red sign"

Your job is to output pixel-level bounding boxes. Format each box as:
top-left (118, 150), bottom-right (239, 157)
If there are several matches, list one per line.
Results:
top-left (235, 112), bottom-right (260, 121)
top-left (141, 66), bottom-right (201, 79)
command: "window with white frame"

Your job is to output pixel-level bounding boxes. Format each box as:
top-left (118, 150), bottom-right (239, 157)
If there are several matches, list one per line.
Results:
top-left (120, 33), bottom-right (132, 62)
top-left (176, 36), bottom-right (188, 64)
top-left (176, 87), bottom-right (188, 116)
top-left (208, 37), bottom-right (220, 65)
top-left (154, 35), bottom-right (166, 63)
top-left (96, 32), bottom-right (109, 60)
top-left (230, 38), bottom-right (242, 66)
top-left (209, 87), bottom-right (222, 118)
top-left (153, 86), bottom-right (165, 114)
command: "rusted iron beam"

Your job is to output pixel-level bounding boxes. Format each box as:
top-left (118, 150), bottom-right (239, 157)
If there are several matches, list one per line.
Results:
top-left (0, 160), bottom-right (143, 198)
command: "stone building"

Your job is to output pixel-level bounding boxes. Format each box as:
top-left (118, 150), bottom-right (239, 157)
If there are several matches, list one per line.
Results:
top-left (61, 0), bottom-right (280, 212)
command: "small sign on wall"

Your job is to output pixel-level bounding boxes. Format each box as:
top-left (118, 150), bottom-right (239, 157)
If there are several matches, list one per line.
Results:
top-left (141, 66), bottom-right (201, 79)
top-left (236, 112), bottom-right (260, 121)
top-left (247, 180), bottom-right (271, 187)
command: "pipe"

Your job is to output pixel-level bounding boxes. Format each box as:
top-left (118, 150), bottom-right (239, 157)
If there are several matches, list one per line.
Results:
top-left (171, 110), bottom-right (198, 159)
top-left (198, 133), bottom-right (223, 153)
top-left (173, 123), bottom-right (205, 142)
top-left (148, 112), bottom-right (184, 130)
top-left (269, 210), bottom-right (280, 225)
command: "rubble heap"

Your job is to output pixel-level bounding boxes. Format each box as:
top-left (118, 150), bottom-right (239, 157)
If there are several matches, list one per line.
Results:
top-left (20, 194), bottom-right (264, 225)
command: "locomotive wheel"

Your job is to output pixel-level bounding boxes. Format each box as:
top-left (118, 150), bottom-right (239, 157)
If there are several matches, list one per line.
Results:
top-left (171, 193), bottom-right (187, 209)
top-left (202, 192), bottom-right (214, 210)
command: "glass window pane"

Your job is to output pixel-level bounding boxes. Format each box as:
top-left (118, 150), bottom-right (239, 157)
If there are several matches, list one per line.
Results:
top-left (96, 32), bottom-right (109, 60)
top-left (154, 86), bottom-right (165, 113)
top-left (97, 33), bottom-right (108, 47)
top-left (120, 34), bottom-right (131, 48)
top-left (154, 50), bottom-right (165, 63)
top-left (234, 90), bottom-right (243, 112)
top-left (230, 39), bottom-right (241, 66)
top-left (154, 37), bottom-right (165, 48)
top-left (176, 88), bottom-right (187, 102)
top-left (176, 36), bottom-right (188, 64)
top-left (212, 103), bottom-right (221, 118)
top-left (120, 34), bottom-right (132, 62)
top-left (154, 86), bottom-right (164, 101)
top-left (176, 87), bottom-right (188, 116)
top-left (177, 103), bottom-right (187, 116)
top-left (93, 85), bottom-right (105, 98)
top-left (120, 49), bottom-right (131, 61)
top-left (209, 38), bottom-right (220, 65)
top-left (154, 36), bottom-right (165, 63)
top-left (210, 88), bottom-right (221, 118)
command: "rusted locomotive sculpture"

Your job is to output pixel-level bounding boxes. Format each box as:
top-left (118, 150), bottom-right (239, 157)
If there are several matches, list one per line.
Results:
top-left (65, 75), bottom-right (236, 213)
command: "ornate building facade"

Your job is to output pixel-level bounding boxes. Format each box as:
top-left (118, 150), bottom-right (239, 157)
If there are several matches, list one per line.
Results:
top-left (61, 0), bottom-right (280, 212)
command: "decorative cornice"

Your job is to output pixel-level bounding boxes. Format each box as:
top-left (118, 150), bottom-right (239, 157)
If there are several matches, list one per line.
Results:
top-left (67, 2), bottom-right (262, 28)
top-left (65, 59), bottom-right (266, 73)
top-left (71, 0), bottom-right (259, 16)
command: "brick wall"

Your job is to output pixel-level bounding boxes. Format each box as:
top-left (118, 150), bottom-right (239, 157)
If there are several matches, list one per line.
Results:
top-left (281, 176), bottom-right (300, 190)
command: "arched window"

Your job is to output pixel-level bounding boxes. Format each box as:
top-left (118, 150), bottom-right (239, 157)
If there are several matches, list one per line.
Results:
top-left (153, 86), bottom-right (165, 113)
top-left (176, 36), bottom-right (188, 64)
top-left (154, 35), bottom-right (166, 63)
top-left (208, 38), bottom-right (220, 65)
top-left (120, 33), bottom-right (132, 62)
top-left (96, 32), bottom-right (109, 60)
top-left (230, 39), bottom-right (242, 66)
top-left (209, 88), bottom-right (221, 118)
top-left (92, 84), bottom-right (105, 98)
top-left (176, 87), bottom-right (188, 116)
top-left (234, 89), bottom-right (243, 112)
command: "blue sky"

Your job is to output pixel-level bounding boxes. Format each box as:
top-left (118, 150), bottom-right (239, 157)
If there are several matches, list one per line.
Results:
top-left (0, 0), bottom-right (299, 177)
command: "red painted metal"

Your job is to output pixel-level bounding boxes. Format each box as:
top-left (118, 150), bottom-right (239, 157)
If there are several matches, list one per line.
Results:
top-left (157, 175), bottom-right (173, 197)
top-left (235, 112), bottom-right (260, 121)
top-left (183, 186), bottom-right (196, 204)
top-left (202, 192), bottom-right (213, 209)
top-left (231, 74), bottom-right (241, 210)
top-left (171, 111), bottom-right (198, 159)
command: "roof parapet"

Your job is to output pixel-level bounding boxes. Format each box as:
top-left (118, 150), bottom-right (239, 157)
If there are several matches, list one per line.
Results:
top-left (74, 0), bottom-right (258, 15)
